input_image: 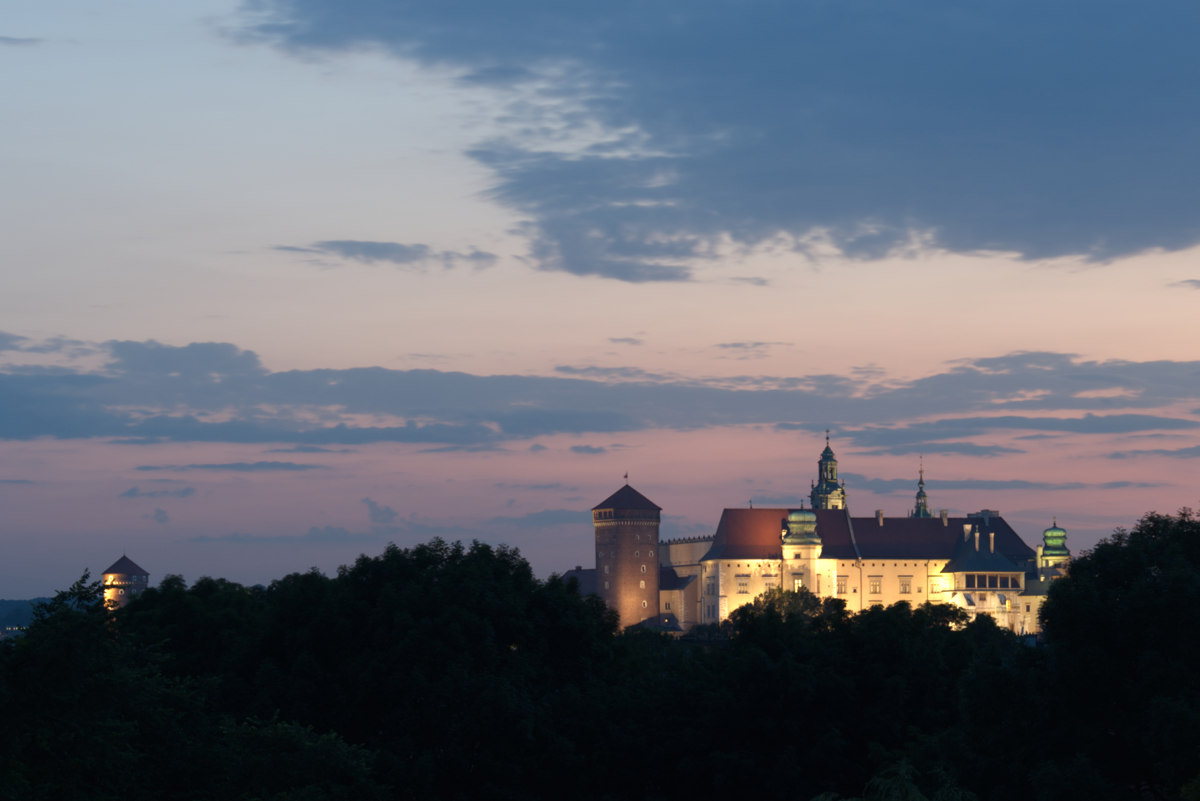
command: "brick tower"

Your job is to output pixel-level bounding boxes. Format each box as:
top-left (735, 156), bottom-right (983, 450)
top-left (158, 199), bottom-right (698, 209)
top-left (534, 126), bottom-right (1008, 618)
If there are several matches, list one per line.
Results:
top-left (593, 483), bottom-right (661, 627)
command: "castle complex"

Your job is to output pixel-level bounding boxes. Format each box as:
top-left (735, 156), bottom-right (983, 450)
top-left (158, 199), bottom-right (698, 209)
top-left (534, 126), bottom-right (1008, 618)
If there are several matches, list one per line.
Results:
top-left (574, 437), bottom-right (1070, 635)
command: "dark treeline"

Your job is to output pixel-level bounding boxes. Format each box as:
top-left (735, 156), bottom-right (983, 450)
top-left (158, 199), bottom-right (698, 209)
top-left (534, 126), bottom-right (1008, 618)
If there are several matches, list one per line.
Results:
top-left (2, 511), bottom-right (1199, 801)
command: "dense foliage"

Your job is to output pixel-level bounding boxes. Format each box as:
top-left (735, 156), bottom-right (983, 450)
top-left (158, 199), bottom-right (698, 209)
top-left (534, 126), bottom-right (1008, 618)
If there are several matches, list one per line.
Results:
top-left (1, 513), bottom-right (1198, 801)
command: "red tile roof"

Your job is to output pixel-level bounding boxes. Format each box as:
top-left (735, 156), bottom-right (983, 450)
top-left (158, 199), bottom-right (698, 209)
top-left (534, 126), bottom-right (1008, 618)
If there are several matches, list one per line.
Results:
top-left (701, 508), bottom-right (1035, 564)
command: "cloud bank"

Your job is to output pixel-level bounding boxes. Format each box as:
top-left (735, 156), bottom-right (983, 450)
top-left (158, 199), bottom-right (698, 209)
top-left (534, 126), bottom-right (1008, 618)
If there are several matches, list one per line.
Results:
top-left (3, 336), bottom-right (1200, 459)
top-left (240, 1), bottom-right (1200, 281)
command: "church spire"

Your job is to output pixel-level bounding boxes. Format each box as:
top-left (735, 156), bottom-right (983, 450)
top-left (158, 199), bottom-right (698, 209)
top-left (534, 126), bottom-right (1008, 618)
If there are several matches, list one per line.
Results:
top-left (810, 431), bottom-right (846, 510)
top-left (912, 460), bottom-right (931, 518)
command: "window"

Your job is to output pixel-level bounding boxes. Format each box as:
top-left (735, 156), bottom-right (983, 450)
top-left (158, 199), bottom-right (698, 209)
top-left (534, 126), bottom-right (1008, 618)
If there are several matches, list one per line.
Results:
top-left (604, 581), bottom-right (610, 590)
top-left (639, 580), bottom-right (646, 589)
top-left (999, 576), bottom-right (1010, 589)
top-left (604, 565), bottom-right (610, 575)
top-left (988, 575), bottom-right (998, 589)
top-left (965, 574), bottom-right (975, 589)
top-left (793, 577), bottom-right (803, 592)
top-left (640, 564), bottom-right (647, 574)
top-left (648, 550), bottom-right (654, 557)
top-left (1025, 604), bottom-right (1031, 613)
top-left (737, 576), bottom-right (750, 594)
top-left (899, 576), bottom-right (912, 594)
top-left (868, 576), bottom-right (882, 594)
top-left (706, 579), bottom-right (717, 596)
top-left (641, 600), bottom-right (648, 609)
top-left (634, 551), bottom-right (640, 558)
top-left (836, 575), bottom-right (848, 594)
top-left (664, 602), bottom-right (671, 610)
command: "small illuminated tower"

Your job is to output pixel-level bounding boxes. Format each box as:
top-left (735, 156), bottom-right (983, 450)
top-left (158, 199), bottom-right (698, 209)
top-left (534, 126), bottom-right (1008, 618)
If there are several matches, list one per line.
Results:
top-left (593, 483), bottom-right (661, 627)
top-left (1039, 519), bottom-right (1071, 572)
top-left (102, 555), bottom-right (149, 610)
top-left (911, 466), bottom-right (932, 518)
top-left (810, 432), bottom-right (847, 510)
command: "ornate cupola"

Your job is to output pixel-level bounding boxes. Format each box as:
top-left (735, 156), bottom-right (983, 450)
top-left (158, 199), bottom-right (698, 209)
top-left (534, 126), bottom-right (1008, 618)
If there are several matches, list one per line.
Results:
top-left (810, 431), bottom-right (847, 510)
top-left (911, 465), bottom-right (931, 518)
top-left (782, 506), bottom-right (820, 545)
top-left (782, 504), bottom-right (823, 573)
top-left (1041, 518), bottom-right (1070, 565)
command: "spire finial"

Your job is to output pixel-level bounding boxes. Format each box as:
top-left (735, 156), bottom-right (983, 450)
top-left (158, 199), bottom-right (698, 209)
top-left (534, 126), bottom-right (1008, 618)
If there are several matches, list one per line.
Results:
top-left (623, 471), bottom-right (629, 484)
top-left (825, 428), bottom-right (830, 446)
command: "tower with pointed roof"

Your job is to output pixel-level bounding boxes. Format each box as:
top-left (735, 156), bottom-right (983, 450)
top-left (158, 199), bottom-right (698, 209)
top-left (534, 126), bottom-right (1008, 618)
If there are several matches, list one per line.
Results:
top-left (809, 432), bottom-right (846, 510)
top-left (102, 555), bottom-right (149, 610)
top-left (911, 467), bottom-right (932, 518)
top-left (593, 482), bottom-right (661, 627)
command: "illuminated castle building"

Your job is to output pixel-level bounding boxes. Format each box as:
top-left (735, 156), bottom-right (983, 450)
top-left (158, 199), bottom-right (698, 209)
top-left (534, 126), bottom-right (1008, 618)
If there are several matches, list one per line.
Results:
top-left (102, 555), bottom-right (149, 610)
top-left (576, 436), bottom-right (1070, 634)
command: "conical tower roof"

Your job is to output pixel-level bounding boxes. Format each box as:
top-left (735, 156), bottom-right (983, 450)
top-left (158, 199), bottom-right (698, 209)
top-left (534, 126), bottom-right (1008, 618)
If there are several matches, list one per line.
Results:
top-left (102, 555), bottom-right (148, 576)
top-left (593, 484), bottom-right (661, 511)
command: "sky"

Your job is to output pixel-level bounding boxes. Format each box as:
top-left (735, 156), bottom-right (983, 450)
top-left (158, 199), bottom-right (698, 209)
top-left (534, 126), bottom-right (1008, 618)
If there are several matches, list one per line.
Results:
top-left (2, 0), bottom-right (1199, 598)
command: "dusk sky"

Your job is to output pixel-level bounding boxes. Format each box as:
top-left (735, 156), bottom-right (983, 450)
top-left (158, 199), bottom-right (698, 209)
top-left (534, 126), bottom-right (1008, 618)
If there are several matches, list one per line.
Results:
top-left (3, 1), bottom-right (1200, 598)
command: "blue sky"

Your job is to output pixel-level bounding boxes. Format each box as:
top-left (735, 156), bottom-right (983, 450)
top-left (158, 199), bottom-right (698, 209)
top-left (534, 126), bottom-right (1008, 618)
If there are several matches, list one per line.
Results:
top-left (2, 1), bottom-right (1199, 596)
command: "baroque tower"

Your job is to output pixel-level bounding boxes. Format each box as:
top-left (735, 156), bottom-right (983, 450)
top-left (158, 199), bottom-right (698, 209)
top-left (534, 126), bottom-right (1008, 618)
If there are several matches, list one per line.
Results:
top-left (810, 432), bottom-right (847, 510)
top-left (911, 466), bottom-right (931, 518)
top-left (102, 555), bottom-right (149, 610)
top-left (593, 483), bottom-right (661, 627)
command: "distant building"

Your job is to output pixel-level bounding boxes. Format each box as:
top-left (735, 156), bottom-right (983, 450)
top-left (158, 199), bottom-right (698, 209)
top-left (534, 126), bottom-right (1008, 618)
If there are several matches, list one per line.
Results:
top-left (102, 555), bottom-right (149, 610)
top-left (575, 437), bottom-right (1070, 634)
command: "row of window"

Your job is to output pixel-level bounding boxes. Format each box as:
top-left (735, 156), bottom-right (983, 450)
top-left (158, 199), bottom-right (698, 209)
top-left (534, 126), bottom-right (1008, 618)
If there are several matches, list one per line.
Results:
top-left (964, 573), bottom-right (1020, 589)
top-left (711, 574), bottom-right (937, 596)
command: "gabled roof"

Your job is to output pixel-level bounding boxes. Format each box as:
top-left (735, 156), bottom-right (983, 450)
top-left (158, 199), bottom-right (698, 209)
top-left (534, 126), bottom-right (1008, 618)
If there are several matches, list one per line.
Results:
top-left (102, 555), bottom-right (148, 576)
top-left (593, 484), bottom-right (661, 511)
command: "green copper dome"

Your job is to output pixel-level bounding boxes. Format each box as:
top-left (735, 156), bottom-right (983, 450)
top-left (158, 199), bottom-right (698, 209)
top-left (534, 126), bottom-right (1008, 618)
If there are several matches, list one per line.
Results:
top-left (783, 507), bottom-right (820, 544)
top-left (1042, 519), bottom-right (1069, 557)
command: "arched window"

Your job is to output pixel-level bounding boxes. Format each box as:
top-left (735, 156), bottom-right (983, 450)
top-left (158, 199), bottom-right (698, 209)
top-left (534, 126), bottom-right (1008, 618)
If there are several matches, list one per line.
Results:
top-left (640, 565), bottom-right (647, 574)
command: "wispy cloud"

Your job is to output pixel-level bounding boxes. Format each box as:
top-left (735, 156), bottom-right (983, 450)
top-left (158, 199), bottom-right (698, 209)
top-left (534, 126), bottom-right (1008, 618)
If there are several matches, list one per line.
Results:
top-left (280, 240), bottom-right (497, 270)
top-left (1109, 445), bottom-right (1200, 459)
top-left (135, 462), bottom-right (326, 472)
top-left (3, 338), bottom-right (1200, 454)
top-left (120, 486), bottom-right (196, 498)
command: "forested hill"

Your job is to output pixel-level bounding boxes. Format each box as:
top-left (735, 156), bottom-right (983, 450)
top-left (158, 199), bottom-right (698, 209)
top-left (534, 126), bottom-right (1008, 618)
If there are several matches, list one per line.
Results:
top-left (0, 599), bottom-right (44, 629)
top-left (1, 511), bottom-right (1198, 801)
